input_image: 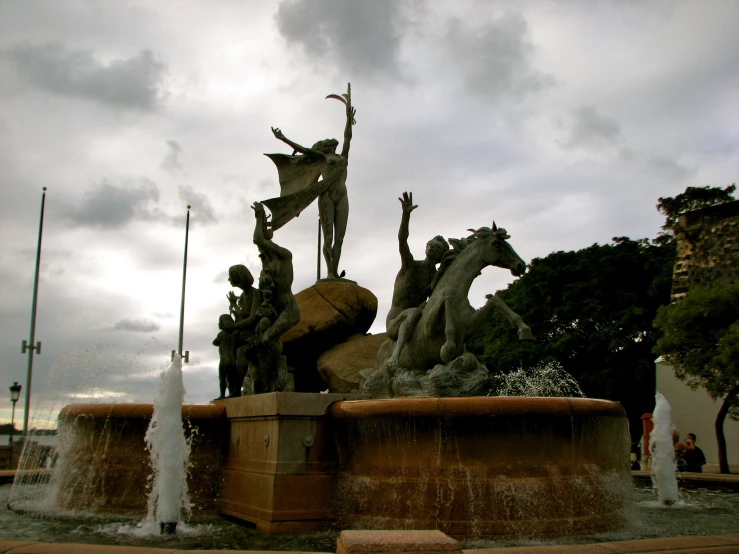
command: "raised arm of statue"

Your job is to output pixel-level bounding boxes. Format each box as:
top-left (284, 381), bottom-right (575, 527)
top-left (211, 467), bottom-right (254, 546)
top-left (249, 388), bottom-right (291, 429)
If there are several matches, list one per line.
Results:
top-left (341, 84), bottom-right (355, 159)
top-left (326, 83), bottom-right (356, 160)
top-left (252, 202), bottom-right (291, 259)
top-left (398, 191), bottom-right (417, 267)
top-left (271, 127), bottom-right (325, 160)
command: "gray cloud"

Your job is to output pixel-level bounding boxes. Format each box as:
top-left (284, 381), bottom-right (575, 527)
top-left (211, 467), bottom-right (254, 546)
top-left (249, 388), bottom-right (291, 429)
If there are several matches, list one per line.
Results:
top-left (213, 270), bottom-right (229, 284)
top-left (275, 0), bottom-right (409, 78)
top-left (645, 154), bottom-right (695, 181)
top-left (177, 186), bottom-right (218, 226)
top-left (444, 12), bottom-right (554, 99)
top-left (0, 1), bottom-right (735, 414)
top-left (153, 312), bottom-right (175, 319)
top-left (62, 179), bottom-right (217, 230)
top-left (66, 178), bottom-right (164, 229)
top-left (257, 177), bottom-right (274, 190)
top-left (110, 318), bottom-right (160, 333)
top-left (562, 106), bottom-right (622, 150)
top-left (161, 140), bottom-right (183, 173)
top-left (4, 42), bottom-right (166, 109)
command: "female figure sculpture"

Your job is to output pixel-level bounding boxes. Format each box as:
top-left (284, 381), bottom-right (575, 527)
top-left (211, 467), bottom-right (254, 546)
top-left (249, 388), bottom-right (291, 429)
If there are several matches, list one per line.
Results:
top-left (262, 83), bottom-right (356, 280)
top-left (221, 264), bottom-right (261, 396)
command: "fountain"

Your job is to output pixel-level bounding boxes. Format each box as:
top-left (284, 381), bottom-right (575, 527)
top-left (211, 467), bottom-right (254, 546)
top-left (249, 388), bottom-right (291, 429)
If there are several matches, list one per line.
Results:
top-left (5, 84), bottom-right (738, 553)
top-left (649, 393), bottom-right (679, 506)
top-left (8, 85), bottom-right (634, 542)
top-left (7, 349), bottom-right (226, 519)
top-left (144, 354), bottom-right (191, 534)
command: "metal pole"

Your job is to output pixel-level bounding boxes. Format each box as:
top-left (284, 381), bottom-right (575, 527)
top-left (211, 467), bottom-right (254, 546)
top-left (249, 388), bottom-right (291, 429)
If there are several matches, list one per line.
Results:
top-left (176, 206), bottom-right (190, 363)
top-left (22, 187), bottom-right (47, 436)
top-left (9, 401), bottom-right (17, 445)
top-left (317, 217), bottom-right (322, 281)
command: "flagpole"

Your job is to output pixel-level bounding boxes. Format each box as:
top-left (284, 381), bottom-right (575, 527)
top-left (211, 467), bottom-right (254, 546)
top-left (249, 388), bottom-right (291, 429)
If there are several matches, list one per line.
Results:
top-left (172, 205), bottom-right (190, 363)
top-left (21, 187), bottom-right (47, 436)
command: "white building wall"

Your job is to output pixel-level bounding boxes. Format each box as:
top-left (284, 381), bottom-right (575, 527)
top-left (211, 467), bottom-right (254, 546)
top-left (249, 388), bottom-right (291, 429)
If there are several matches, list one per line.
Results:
top-left (656, 361), bottom-right (739, 465)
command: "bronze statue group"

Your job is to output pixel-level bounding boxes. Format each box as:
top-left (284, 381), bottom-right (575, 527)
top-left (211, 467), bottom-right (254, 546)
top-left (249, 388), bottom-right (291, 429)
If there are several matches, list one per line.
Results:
top-left (214, 85), bottom-right (355, 398)
top-left (214, 84), bottom-right (534, 399)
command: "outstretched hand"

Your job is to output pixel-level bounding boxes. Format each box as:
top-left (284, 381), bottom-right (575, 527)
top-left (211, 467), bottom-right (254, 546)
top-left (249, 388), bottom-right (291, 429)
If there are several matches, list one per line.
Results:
top-left (271, 127), bottom-right (286, 141)
top-left (252, 201), bottom-right (265, 218)
top-left (399, 191), bottom-right (418, 214)
top-left (252, 201), bottom-right (275, 239)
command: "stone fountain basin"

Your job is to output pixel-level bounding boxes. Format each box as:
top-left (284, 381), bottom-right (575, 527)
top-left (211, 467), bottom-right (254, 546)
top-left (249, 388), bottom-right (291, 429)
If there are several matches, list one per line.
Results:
top-left (329, 396), bottom-right (631, 538)
top-left (53, 403), bottom-right (226, 515)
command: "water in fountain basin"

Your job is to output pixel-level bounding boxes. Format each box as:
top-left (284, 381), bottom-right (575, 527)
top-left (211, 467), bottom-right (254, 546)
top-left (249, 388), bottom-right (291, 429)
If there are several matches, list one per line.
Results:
top-left (650, 392), bottom-right (679, 506)
top-left (143, 354), bottom-right (191, 534)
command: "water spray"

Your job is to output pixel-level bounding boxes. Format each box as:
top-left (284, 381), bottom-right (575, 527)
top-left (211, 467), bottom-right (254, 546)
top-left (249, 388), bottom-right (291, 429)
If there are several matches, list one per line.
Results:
top-left (145, 354), bottom-right (191, 534)
top-left (650, 393), bottom-right (679, 506)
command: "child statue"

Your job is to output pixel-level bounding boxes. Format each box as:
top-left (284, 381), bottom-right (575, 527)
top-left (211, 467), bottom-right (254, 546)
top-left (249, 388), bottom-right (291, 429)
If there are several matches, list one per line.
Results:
top-left (212, 314), bottom-right (238, 398)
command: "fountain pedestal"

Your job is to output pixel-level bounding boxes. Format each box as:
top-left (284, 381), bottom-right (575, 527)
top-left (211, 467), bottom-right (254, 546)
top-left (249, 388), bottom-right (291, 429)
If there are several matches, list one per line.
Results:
top-left (49, 394), bottom-right (630, 540)
top-left (330, 397), bottom-right (631, 538)
top-left (214, 392), bottom-right (367, 533)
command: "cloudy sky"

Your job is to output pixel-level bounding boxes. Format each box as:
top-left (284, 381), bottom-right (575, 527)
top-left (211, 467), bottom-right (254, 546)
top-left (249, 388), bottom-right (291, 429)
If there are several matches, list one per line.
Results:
top-left (1, 0), bottom-right (737, 426)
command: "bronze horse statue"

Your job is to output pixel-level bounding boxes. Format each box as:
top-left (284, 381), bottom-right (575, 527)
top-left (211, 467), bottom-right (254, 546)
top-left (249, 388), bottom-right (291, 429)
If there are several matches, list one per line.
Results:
top-left (365, 223), bottom-right (533, 397)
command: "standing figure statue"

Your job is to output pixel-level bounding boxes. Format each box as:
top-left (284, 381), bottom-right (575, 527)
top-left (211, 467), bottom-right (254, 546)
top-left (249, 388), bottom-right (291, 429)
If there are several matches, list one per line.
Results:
top-left (213, 314), bottom-right (238, 399)
top-left (214, 264), bottom-right (261, 397)
top-left (262, 83), bottom-right (356, 280)
top-left (385, 192), bottom-right (449, 369)
top-left (235, 201), bottom-right (301, 393)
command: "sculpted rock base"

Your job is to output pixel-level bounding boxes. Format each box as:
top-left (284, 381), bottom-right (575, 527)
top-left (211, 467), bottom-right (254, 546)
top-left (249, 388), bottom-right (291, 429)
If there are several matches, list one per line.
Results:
top-left (317, 333), bottom-right (387, 393)
top-left (360, 351), bottom-right (491, 398)
top-left (283, 281), bottom-right (377, 344)
top-left (283, 280), bottom-right (378, 391)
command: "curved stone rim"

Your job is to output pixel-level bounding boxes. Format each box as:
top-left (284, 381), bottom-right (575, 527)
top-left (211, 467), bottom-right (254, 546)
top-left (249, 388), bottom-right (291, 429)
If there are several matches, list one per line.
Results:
top-left (329, 396), bottom-right (625, 419)
top-left (58, 403), bottom-right (227, 420)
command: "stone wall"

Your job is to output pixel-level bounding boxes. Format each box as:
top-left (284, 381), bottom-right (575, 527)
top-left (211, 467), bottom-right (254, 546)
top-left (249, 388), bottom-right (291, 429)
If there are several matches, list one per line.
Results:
top-left (671, 200), bottom-right (739, 301)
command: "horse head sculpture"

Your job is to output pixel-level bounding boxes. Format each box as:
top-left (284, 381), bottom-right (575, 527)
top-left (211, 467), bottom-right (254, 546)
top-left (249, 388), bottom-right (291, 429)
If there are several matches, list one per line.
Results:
top-left (472, 222), bottom-right (527, 277)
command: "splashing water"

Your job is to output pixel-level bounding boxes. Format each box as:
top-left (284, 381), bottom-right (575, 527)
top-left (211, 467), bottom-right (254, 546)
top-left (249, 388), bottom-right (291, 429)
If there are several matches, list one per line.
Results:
top-left (649, 393), bottom-right (678, 506)
top-left (7, 342), bottom-right (169, 514)
top-left (489, 362), bottom-right (584, 398)
top-left (143, 354), bottom-right (191, 534)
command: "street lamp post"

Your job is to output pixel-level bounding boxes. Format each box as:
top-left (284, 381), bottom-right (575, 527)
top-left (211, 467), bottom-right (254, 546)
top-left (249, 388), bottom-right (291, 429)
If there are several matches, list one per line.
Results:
top-left (9, 382), bottom-right (22, 445)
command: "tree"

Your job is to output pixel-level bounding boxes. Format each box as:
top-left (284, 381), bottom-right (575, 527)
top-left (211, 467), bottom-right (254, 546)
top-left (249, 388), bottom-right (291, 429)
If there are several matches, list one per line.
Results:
top-left (653, 282), bottom-right (739, 474)
top-left (468, 236), bottom-right (675, 439)
top-left (656, 184), bottom-right (736, 244)
top-left (0, 423), bottom-right (19, 434)
top-left (653, 183), bottom-right (738, 473)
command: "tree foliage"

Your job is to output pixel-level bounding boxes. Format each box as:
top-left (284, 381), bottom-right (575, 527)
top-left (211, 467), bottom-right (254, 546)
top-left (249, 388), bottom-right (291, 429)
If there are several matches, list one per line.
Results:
top-left (653, 281), bottom-right (739, 417)
top-left (468, 237), bottom-right (675, 438)
top-left (657, 184), bottom-right (736, 235)
top-left (468, 184), bottom-right (736, 445)
top-left (0, 423), bottom-right (19, 434)
top-left (653, 281), bottom-right (739, 473)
